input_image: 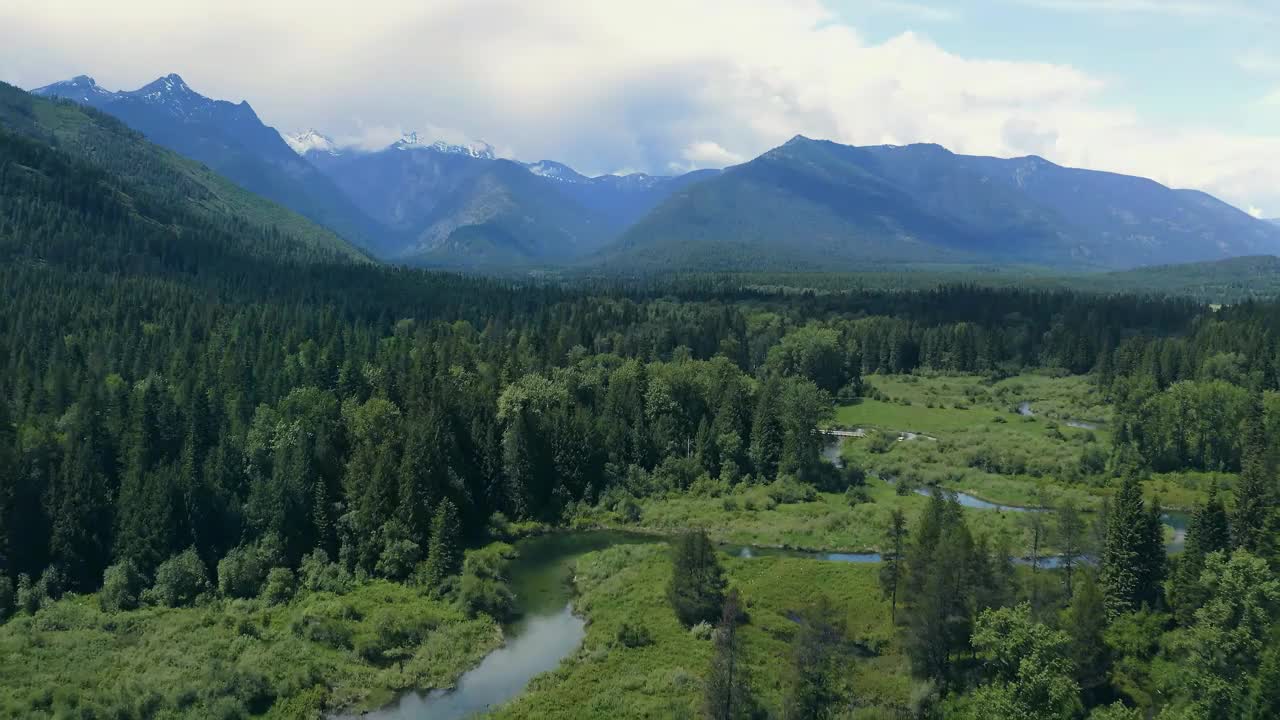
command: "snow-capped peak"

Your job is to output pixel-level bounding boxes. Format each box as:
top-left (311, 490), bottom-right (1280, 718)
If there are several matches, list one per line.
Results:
top-left (525, 160), bottom-right (588, 183)
top-left (31, 75), bottom-right (116, 104)
top-left (392, 131), bottom-right (495, 159)
top-left (283, 129), bottom-right (340, 156)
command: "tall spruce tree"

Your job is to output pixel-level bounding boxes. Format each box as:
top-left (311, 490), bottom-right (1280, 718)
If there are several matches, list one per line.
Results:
top-left (668, 530), bottom-right (726, 627)
top-left (423, 499), bottom-right (462, 589)
top-left (703, 589), bottom-right (757, 720)
top-left (879, 509), bottom-right (908, 624)
top-left (1231, 392), bottom-right (1273, 555)
top-left (1168, 483), bottom-right (1231, 624)
top-left (1100, 471), bottom-right (1163, 618)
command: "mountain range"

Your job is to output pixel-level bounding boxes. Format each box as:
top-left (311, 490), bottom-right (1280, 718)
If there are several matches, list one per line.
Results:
top-left (29, 73), bottom-right (1280, 273)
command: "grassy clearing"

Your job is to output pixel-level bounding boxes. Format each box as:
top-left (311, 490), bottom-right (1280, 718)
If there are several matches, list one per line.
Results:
top-left (607, 481), bottom-right (1036, 554)
top-left (0, 580), bottom-right (499, 719)
top-left (833, 373), bottom-right (1227, 511)
top-left (494, 544), bottom-right (910, 719)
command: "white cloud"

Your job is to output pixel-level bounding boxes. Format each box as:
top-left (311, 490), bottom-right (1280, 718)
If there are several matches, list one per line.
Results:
top-left (671, 141), bottom-right (746, 172)
top-left (1237, 49), bottom-right (1280, 75)
top-left (2, 0), bottom-right (1279, 213)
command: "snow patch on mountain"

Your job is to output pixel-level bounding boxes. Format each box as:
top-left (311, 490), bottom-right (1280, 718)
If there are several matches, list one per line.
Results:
top-left (30, 75), bottom-right (116, 104)
top-left (283, 129), bottom-right (341, 156)
top-left (525, 160), bottom-right (589, 183)
top-left (393, 131), bottom-right (495, 159)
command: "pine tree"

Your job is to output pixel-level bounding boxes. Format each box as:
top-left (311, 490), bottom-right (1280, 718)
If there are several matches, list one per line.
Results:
top-left (703, 589), bottom-right (757, 720)
top-left (668, 530), bottom-right (726, 627)
top-left (423, 498), bottom-right (462, 589)
top-left (1101, 471), bottom-right (1162, 618)
top-left (1168, 483), bottom-right (1230, 624)
top-left (782, 596), bottom-right (845, 720)
top-left (1055, 500), bottom-right (1086, 596)
top-left (1231, 392), bottom-right (1273, 554)
top-left (879, 509), bottom-right (907, 624)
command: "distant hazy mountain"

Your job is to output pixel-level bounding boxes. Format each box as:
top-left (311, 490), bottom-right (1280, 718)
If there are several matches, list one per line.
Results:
top-left (1269, 218), bottom-right (1280, 227)
top-left (0, 80), bottom-right (368, 264)
top-left (598, 136), bottom-right (1280, 272)
top-left (294, 132), bottom-right (714, 266)
top-left (31, 74), bottom-right (389, 253)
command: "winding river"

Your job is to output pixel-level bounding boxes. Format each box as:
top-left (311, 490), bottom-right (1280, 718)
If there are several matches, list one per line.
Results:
top-left (344, 436), bottom-right (1189, 719)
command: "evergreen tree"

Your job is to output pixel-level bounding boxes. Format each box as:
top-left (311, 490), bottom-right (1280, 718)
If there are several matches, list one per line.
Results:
top-left (1231, 392), bottom-right (1273, 555)
top-left (782, 596), bottom-right (845, 720)
top-left (879, 509), bottom-right (907, 624)
top-left (1055, 500), bottom-right (1086, 597)
top-left (703, 589), bottom-right (757, 720)
top-left (1100, 471), bottom-right (1162, 618)
top-left (1168, 484), bottom-right (1231, 624)
top-left (423, 499), bottom-right (462, 589)
top-left (668, 530), bottom-right (726, 627)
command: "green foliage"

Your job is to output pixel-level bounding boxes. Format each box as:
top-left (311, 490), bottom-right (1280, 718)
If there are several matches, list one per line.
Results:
top-left (424, 499), bottom-right (463, 590)
top-left (615, 622), bottom-right (654, 648)
top-left (1163, 550), bottom-right (1280, 719)
top-left (1101, 472), bottom-right (1165, 618)
top-left (374, 519), bottom-right (421, 581)
top-left (145, 548), bottom-right (209, 608)
top-left (299, 549), bottom-right (351, 594)
top-left (260, 567), bottom-right (296, 606)
top-left (457, 542), bottom-right (516, 620)
top-left (782, 596), bottom-right (847, 720)
top-left (99, 560), bottom-right (143, 613)
top-left (964, 603), bottom-right (1080, 720)
top-left (704, 589), bottom-right (757, 720)
top-left (667, 531), bottom-right (727, 627)
top-left (217, 538), bottom-right (283, 599)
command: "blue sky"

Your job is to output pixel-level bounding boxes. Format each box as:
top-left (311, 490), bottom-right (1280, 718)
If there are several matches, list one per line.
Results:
top-left (2, 0), bottom-right (1279, 216)
top-left (836, 0), bottom-right (1278, 135)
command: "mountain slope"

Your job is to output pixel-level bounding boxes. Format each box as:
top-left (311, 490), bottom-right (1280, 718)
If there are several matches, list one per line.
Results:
top-left (0, 80), bottom-right (369, 265)
top-left (300, 135), bottom-right (713, 266)
top-left (32, 75), bottom-right (390, 254)
top-left (601, 137), bottom-right (1280, 272)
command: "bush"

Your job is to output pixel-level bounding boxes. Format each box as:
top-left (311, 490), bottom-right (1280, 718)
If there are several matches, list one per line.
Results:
top-left (299, 549), bottom-right (351, 594)
top-left (217, 537), bottom-right (284, 599)
top-left (867, 432), bottom-right (896, 454)
top-left (458, 543), bottom-right (516, 620)
top-left (616, 622), bottom-right (654, 648)
top-left (16, 573), bottom-right (43, 615)
top-left (146, 548), bottom-right (209, 608)
top-left (766, 477), bottom-right (817, 505)
top-left (260, 567), bottom-right (296, 606)
top-left (690, 621), bottom-right (714, 640)
top-left (374, 520), bottom-right (421, 581)
top-left (845, 487), bottom-right (871, 506)
top-left (99, 560), bottom-right (143, 613)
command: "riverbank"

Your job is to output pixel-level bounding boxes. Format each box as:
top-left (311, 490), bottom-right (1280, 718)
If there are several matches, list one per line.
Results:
top-left (491, 543), bottom-right (909, 718)
top-left (0, 579), bottom-right (500, 719)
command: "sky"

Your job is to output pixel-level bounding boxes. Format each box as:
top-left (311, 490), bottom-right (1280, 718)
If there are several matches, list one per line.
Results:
top-left (2, 0), bottom-right (1278, 217)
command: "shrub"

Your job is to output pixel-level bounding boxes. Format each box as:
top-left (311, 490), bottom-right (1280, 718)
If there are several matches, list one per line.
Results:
top-left (217, 538), bottom-right (284, 599)
top-left (845, 487), bottom-right (872, 506)
top-left (299, 549), bottom-right (351, 594)
top-left (458, 543), bottom-right (516, 620)
top-left (668, 531), bottom-right (726, 627)
top-left (16, 573), bottom-right (43, 615)
top-left (146, 548), bottom-right (209, 608)
top-left (260, 568), bottom-right (296, 606)
top-left (99, 560), bottom-right (143, 613)
top-left (690, 621), bottom-right (714, 640)
top-left (616, 622), bottom-right (654, 648)
top-left (375, 520), bottom-right (421, 581)
top-left (766, 477), bottom-right (817, 505)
